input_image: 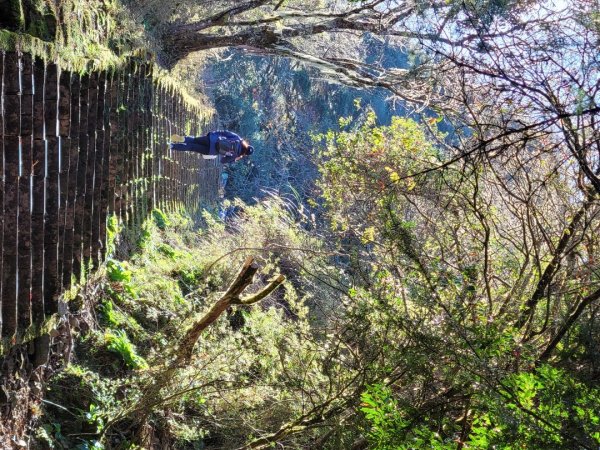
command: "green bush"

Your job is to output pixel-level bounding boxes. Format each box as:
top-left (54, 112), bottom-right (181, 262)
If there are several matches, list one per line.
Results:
top-left (151, 208), bottom-right (170, 230)
top-left (104, 330), bottom-right (148, 370)
top-left (106, 259), bottom-right (132, 283)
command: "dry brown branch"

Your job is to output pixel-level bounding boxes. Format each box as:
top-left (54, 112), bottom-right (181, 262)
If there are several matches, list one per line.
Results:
top-left (104, 256), bottom-right (286, 439)
top-left (175, 255), bottom-right (284, 366)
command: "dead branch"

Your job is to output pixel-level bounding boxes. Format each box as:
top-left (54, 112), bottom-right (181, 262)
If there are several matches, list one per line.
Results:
top-left (175, 255), bottom-right (285, 366)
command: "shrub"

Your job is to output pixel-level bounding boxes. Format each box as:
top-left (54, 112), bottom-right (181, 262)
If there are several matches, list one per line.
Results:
top-left (104, 330), bottom-right (148, 370)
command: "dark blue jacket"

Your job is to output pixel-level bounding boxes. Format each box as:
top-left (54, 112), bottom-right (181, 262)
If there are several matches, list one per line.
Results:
top-left (208, 130), bottom-right (244, 163)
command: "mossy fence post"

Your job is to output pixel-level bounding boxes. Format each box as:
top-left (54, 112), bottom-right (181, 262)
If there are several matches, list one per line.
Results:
top-left (18, 53), bottom-right (33, 332)
top-left (31, 57), bottom-right (46, 324)
top-left (43, 62), bottom-right (59, 316)
top-left (2, 51), bottom-right (21, 340)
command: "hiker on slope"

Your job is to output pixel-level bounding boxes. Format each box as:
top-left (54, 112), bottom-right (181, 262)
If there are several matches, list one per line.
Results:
top-left (170, 131), bottom-right (254, 164)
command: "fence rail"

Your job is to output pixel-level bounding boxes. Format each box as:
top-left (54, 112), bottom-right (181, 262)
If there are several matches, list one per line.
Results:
top-left (0, 51), bottom-right (220, 352)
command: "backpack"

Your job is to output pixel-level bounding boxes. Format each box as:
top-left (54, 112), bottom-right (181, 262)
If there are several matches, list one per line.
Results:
top-left (216, 137), bottom-right (241, 156)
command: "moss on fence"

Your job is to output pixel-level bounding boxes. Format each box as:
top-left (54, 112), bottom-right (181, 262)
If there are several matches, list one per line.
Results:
top-left (0, 0), bottom-right (214, 116)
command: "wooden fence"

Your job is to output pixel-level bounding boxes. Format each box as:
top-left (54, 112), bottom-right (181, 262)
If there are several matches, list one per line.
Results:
top-left (0, 51), bottom-right (220, 352)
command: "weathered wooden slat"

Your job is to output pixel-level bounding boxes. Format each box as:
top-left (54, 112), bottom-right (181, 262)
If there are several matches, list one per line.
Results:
top-left (185, 109), bottom-right (192, 211)
top-left (17, 53), bottom-right (34, 332)
top-left (130, 66), bottom-right (141, 226)
top-left (177, 96), bottom-right (184, 208)
top-left (173, 91), bottom-right (180, 211)
top-left (166, 88), bottom-right (173, 212)
top-left (31, 59), bottom-right (45, 325)
top-left (124, 68), bottom-right (133, 225)
top-left (185, 106), bottom-right (191, 210)
top-left (98, 71), bottom-right (113, 262)
top-left (157, 83), bottom-right (166, 211)
top-left (179, 101), bottom-right (184, 209)
top-left (161, 84), bottom-right (168, 212)
top-left (133, 65), bottom-right (142, 223)
top-left (82, 71), bottom-right (98, 271)
top-left (142, 66), bottom-right (150, 215)
top-left (72, 73), bottom-right (89, 280)
top-left (176, 94), bottom-right (183, 208)
top-left (62, 73), bottom-right (80, 288)
top-left (44, 63), bottom-right (59, 316)
top-left (148, 70), bottom-right (154, 213)
top-left (163, 85), bottom-right (170, 212)
top-left (91, 72), bottom-right (106, 268)
top-left (186, 108), bottom-right (192, 211)
top-left (167, 87), bottom-right (175, 212)
top-left (0, 51), bottom-right (4, 336)
top-left (142, 65), bottom-right (153, 215)
top-left (145, 70), bottom-right (151, 214)
top-left (2, 137), bottom-right (19, 339)
top-left (174, 96), bottom-right (182, 209)
top-left (181, 105), bottom-right (189, 210)
top-left (174, 96), bottom-right (179, 209)
top-left (119, 69), bottom-right (130, 224)
top-left (30, 68), bottom-right (50, 358)
top-left (57, 69), bottom-right (71, 289)
top-left (136, 65), bottom-right (145, 219)
top-left (125, 69), bottom-right (135, 226)
top-left (1, 52), bottom-right (21, 339)
top-left (150, 78), bottom-right (158, 210)
top-left (134, 65), bottom-right (144, 221)
top-left (113, 70), bottom-right (126, 225)
top-left (107, 71), bottom-right (119, 219)
top-left (158, 82), bottom-right (165, 210)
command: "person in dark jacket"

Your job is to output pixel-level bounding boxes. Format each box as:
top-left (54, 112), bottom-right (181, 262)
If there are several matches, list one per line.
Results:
top-left (170, 131), bottom-right (254, 164)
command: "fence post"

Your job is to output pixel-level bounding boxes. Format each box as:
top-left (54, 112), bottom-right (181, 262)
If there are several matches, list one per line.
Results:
top-left (57, 68), bottom-right (71, 289)
top-left (31, 58), bottom-right (45, 325)
top-left (0, 51), bottom-right (4, 338)
top-left (114, 70), bottom-right (127, 225)
top-left (150, 74), bottom-right (158, 211)
top-left (107, 70), bottom-right (120, 221)
top-left (142, 64), bottom-right (153, 215)
top-left (98, 71), bottom-right (113, 262)
top-left (18, 53), bottom-right (33, 332)
top-left (91, 71), bottom-right (106, 268)
top-left (167, 85), bottom-right (175, 213)
top-left (72, 73), bottom-right (89, 281)
top-left (62, 72), bottom-right (80, 289)
top-left (124, 67), bottom-right (134, 226)
top-left (82, 71), bottom-right (98, 272)
top-left (43, 62), bottom-right (59, 316)
top-left (2, 52), bottom-right (21, 340)
top-left (158, 83), bottom-right (166, 211)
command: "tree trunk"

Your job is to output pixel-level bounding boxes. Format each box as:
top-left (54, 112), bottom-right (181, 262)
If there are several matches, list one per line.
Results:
top-left (162, 27), bottom-right (281, 65)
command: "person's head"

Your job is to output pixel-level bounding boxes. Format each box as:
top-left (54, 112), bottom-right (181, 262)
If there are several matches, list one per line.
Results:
top-left (241, 140), bottom-right (254, 157)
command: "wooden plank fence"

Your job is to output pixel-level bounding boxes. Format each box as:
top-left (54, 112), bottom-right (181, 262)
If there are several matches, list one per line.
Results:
top-left (0, 51), bottom-right (220, 352)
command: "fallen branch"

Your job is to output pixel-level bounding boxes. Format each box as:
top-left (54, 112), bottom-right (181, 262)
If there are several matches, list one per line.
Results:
top-left (175, 256), bottom-right (285, 365)
top-left (103, 256), bottom-right (285, 443)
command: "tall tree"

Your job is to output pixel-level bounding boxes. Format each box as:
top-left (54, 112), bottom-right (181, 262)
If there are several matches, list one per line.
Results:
top-left (129, 0), bottom-right (439, 101)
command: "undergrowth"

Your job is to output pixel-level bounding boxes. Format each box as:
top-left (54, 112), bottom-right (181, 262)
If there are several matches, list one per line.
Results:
top-left (35, 200), bottom-right (331, 449)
